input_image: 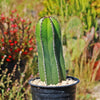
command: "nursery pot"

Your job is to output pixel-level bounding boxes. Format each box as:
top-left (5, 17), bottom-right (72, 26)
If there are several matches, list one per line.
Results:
top-left (29, 76), bottom-right (79, 100)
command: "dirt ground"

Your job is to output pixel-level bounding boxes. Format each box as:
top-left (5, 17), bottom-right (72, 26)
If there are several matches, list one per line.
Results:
top-left (92, 84), bottom-right (100, 100)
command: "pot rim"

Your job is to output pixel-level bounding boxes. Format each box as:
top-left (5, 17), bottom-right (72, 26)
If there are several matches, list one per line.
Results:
top-left (28, 76), bottom-right (80, 88)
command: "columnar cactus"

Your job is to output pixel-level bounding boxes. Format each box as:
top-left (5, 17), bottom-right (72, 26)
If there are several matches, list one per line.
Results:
top-left (36, 17), bottom-right (66, 85)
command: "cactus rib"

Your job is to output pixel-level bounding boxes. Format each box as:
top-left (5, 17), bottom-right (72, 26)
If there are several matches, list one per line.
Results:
top-left (36, 17), bottom-right (66, 85)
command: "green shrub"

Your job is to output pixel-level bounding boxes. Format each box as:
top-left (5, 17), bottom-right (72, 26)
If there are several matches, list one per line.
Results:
top-left (40, 0), bottom-right (97, 31)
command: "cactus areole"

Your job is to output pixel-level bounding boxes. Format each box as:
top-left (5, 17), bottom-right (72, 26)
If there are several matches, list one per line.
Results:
top-left (36, 17), bottom-right (66, 85)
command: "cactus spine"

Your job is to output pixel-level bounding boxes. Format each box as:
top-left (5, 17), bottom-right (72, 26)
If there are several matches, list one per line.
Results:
top-left (36, 17), bottom-right (66, 85)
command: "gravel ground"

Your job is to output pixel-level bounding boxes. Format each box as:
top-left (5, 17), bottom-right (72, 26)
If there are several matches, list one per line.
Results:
top-left (91, 84), bottom-right (100, 100)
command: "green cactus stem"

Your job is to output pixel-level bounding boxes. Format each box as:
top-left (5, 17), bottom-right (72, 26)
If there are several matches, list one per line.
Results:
top-left (66, 16), bottom-right (83, 39)
top-left (36, 17), bottom-right (66, 85)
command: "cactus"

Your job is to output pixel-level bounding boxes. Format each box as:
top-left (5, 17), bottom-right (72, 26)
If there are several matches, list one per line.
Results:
top-left (67, 39), bottom-right (85, 61)
top-left (66, 16), bottom-right (83, 39)
top-left (35, 17), bottom-right (66, 85)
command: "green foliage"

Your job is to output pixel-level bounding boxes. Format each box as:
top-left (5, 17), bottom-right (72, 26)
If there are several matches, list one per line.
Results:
top-left (67, 39), bottom-right (85, 61)
top-left (30, 55), bottom-right (38, 76)
top-left (36, 17), bottom-right (66, 85)
top-left (0, 10), bottom-right (37, 100)
top-left (77, 94), bottom-right (96, 100)
top-left (40, 0), bottom-right (97, 31)
top-left (64, 16), bottom-right (85, 63)
top-left (0, 60), bottom-right (32, 100)
top-left (66, 0), bottom-right (97, 31)
top-left (92, 0), bottom-right (100, 18)
top-left (66, 16), bottom-right (83, 39)
top-left (39, 0), bottom-right (66, 17)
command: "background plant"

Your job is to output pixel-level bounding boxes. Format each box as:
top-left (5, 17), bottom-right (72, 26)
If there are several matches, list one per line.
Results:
top-left (0, 58), bottom-right (33, 100)
top-left (0, 11), bottom-right (36, 62)
top-left (40, 0), bottom-right (97, 32)
top-left (67, 27), bottom-right (99, 100)
top-left (92, 0), bottom-right (100, 18)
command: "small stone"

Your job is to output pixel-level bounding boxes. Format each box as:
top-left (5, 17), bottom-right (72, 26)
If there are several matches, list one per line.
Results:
top-left (31, 78), bottom-right (77, 86)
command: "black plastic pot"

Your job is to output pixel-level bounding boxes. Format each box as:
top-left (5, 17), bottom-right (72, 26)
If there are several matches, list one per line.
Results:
top-left (29, 76), bottom-right (79, 100)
